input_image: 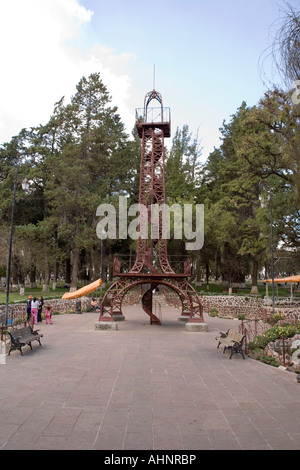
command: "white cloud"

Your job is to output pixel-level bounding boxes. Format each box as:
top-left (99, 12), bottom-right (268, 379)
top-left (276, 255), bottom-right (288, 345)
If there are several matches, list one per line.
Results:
top-left (82, 45), bottom-right (137, 133)
top-left (60, 0), bottom-right (94, 25)
top-left (0, 0), bottom-right (134, 143)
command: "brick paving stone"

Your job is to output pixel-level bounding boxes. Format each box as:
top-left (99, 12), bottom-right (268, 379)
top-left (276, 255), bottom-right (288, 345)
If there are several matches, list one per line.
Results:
top-left (0, 304), bottom-right (299, 450)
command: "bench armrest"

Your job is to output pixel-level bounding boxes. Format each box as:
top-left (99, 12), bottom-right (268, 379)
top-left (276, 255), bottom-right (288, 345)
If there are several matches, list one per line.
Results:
top-left (219, 331), bottom-right (228, 338)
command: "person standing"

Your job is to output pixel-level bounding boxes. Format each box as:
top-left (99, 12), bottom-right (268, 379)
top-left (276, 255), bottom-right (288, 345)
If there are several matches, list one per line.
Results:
top-left (45, 305), bottom-right (53, 324)
top-left (31, 297), bottom-right (39, 324)
top-left (26, 296), bottom-right (32, 322)
top-left (37, 296), bottom-right (44, 322)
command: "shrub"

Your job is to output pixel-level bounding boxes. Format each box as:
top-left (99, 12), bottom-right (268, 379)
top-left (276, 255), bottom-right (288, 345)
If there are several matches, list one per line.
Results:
top-left (260, 354), bottom-right (280, 367)
top-left (248, 335), bottom-right (268, 350)
top-left (209, 307), bottom-right (219, 317)
top-left (248, 323), bottom-right (300, 351)
top-left (267, 312), bottom-right (285, 324)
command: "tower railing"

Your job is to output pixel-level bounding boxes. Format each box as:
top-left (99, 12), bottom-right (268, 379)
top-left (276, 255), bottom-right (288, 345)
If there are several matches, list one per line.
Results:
top-left (135, 107), bottom-right (171, 124)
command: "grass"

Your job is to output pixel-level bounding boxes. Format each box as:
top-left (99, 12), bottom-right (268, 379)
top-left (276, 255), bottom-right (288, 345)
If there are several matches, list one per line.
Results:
top-left (0, 281), bottom-right (108, 305)
top-left (0, 287), bottom-right (67, 305)
top-left (1, 280), bottom-right (299, 305)
top-left (0, 281), bottom-right (81, 305)
top-left (194, 281), bottom-right (300, 298)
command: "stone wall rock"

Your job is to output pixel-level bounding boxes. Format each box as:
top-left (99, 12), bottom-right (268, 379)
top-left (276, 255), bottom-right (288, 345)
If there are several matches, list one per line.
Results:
top-left (0, 297), bottom-right (92, 324)
top-left (201, 295), bottom-right (263, 319)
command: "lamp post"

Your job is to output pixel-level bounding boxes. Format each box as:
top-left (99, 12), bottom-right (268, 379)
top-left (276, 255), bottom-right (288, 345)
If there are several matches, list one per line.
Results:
top-left (270, 192), bottom-right (275, 315)
top-left (100, 238), bottom-right (103, 300)
top-left (4, 171), bottom-right (29, 328)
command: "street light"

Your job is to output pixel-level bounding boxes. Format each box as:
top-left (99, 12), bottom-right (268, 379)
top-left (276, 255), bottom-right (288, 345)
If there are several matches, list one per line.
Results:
top-left (4, 170), bottom-right (29, 328)
top-left (261, 189), bottom-right (275, 313)
top-left (269, 192), bottom-right (275, 315)
top-left (22, 178), bottom-right (30, 191)
top-left (99, 237), bottom-right (104, 301)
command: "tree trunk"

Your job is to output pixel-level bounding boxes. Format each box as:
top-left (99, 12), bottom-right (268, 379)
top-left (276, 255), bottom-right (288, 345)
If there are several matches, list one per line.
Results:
top-left (52, 262), bottom-right (57, 291)
top-left (250, 257), bottom-right (259, 295)
top-left (92, 248), bottom-right (100, 281)
top-left (215, 250), bottom-right (221, 282)
top-left (195, 252), bottom-right (202, 286)
top-left (42, 251), bottom-right (50, 292)
top-left (205, 263), bottom-right (209, 289)
top-left (18, 273), bottom-right (25, 296)
top-left (30, 266), bottom-right (37, 288)
top-left (12, 259), bottom-right (18, 289)
top-left (70, 248), bottom-right (80, 291)
top-left (65, 256), bottom-right (71, 286)
top-left (228, 275), bottom-right (233, 295)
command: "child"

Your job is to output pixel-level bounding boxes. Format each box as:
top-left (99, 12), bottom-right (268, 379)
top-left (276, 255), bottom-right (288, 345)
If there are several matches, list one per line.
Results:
top-left (45, 305), bottom-right (53, 324)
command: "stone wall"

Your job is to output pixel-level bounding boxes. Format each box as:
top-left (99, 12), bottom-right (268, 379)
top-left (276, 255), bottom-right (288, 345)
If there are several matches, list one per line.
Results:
top-left (201, 295), bottom-right (300, 320)
top-left (0, 297), bottom-right (92, 324)
top-left (165, 292), bottom-right (300, 320)
top-left (1, 293), bottom-right (299, 325)
top-left (201, 295), bottom-right (264, 319)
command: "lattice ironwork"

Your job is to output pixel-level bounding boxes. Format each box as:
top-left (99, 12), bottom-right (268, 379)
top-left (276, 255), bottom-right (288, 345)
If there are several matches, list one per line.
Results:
top-left (99, 90), bottom-right (204, 324)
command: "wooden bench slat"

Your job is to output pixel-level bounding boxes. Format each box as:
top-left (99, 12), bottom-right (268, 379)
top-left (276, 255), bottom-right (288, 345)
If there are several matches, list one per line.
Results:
top-left (8, 325), bottom-right (43, 356)
top-left (215, 328), bottom-right (245, 360)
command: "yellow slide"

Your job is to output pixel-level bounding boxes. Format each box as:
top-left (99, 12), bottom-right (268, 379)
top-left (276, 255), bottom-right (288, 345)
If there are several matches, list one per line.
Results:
top-left (62, 278), bottom-right (102, 299)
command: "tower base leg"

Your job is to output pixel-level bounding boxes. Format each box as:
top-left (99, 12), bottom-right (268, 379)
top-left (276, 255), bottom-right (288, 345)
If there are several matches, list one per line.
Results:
top-left (185, 322), bottom-right (208, 332)
top-left (95, 320), bottom-right (118, 330)
top-left (113, 314), bottom-right (126, 321)
top-left (178, 315), bottom-right (190, 322)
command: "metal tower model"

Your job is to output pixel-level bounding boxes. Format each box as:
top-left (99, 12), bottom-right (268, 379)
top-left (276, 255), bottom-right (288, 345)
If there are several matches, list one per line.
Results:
top-left (98, 89), bottom-right (205, 326)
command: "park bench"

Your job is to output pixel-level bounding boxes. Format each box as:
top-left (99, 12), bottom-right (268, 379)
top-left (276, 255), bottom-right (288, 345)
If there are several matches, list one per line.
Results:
top-left (7, 325), bottom-right (43, 356)
top-left (215, 328), bottom-right (246, 359)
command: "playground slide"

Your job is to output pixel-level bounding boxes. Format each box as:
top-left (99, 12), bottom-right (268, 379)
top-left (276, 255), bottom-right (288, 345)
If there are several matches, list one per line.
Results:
top-left (264, 275), bottom-right (300, 283)
top-left (62, 278), bottom-right (102, 299)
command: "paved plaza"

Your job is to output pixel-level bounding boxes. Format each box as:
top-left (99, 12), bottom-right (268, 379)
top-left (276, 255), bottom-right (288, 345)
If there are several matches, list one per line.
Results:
top-left (0, 303), bottom-right (300, 450)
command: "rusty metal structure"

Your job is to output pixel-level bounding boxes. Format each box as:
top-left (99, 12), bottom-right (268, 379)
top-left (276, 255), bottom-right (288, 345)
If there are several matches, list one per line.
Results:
top-left (99, 90), bottom-right (204, 325)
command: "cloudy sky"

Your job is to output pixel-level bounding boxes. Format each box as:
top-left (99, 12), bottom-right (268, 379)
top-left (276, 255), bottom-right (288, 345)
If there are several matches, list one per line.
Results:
top-left (0, 0), bottom-right (298, 161)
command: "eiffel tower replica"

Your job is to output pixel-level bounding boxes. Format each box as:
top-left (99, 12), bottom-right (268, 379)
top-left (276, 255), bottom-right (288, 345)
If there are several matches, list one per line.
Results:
top-left (98, 89), bottom-right (207, 329)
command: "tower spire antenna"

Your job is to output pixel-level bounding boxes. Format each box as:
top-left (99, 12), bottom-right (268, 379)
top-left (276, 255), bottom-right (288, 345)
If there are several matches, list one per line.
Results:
top-left (153, 63), bottom-right (155, 90)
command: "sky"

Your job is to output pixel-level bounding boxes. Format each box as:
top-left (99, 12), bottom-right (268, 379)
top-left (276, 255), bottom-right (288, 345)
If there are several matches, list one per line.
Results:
top-left (0, 0), bottom-right (299, 162)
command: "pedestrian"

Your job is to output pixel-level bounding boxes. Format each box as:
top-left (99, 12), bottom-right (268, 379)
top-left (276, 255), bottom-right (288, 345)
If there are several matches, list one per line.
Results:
top-left (26, 295), bottom-right (32, 322)
top-left (31, 297), bottom-right (39, 324)
top-left (45, 305), bottom-right (53, 324)
top-left (91, 297), bottom-right (99, 310)
top-left (37, 296), bottom-right (44, 322)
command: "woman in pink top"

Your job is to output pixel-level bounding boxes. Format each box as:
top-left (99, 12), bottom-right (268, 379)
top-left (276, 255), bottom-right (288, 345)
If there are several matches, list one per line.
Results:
top-left (31, 297), bottom-right (39, 324)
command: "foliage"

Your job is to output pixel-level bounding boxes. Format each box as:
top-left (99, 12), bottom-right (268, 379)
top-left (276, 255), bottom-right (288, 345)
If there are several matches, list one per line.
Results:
top-left (267, 312), bottom-right (285, 324)
top-left (0, 73), bottom-right (140, 288)
top-left (248, 323), bottom-right (300, 350)
top-left (209, 307), bottom-right (219, 317)
top-left (248, 335), bottom-right (268, 351)
top-left (196, 89), bottom-right (300, 289)
top-left (237, 313), bottom-right (246, 320)
top-left (266, 2), bottom-right (300, 85)
top-left (259, 355), bottom-right (280, 367)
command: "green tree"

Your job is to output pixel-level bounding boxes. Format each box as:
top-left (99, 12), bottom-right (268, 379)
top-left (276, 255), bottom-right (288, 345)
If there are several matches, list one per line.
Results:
top-left (165, 124), bottom-right (202, 202)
